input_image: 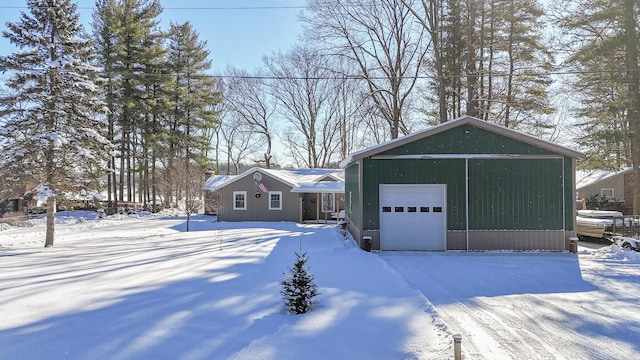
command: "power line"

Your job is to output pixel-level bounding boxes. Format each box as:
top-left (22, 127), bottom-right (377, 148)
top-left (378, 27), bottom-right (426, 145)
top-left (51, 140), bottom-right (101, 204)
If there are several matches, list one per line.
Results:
top-left (0, 67), bottom-right (634, 81)
top-left (0, 5), bottom-right (307, 11)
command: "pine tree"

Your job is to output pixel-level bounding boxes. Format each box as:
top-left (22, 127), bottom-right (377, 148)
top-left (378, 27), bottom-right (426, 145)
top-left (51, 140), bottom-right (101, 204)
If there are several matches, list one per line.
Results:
top-left (280, 251), bottom-right (320, 315)
top-left (556, 0), bottom-right (640, 213)
top-left (165, 21), bottom-right (220, 221)
top-left (0, 0), bottom-right (110, 247)
top-left (92, 0), bottom-right (165, 206)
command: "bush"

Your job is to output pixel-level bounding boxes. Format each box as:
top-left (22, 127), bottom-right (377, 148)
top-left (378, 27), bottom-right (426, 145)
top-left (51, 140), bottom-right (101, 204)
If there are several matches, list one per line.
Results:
top-left (280, 251), bottom-right (319, 315)
top-left (1, 211), bottom-right (26, 227)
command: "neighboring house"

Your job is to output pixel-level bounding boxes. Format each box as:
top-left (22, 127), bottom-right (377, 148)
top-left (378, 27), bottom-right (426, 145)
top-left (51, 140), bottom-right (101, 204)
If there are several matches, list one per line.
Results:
top-left (576, 167), bottom-right (634, 207)
top-left (0, 175), bottom-right (38, 216)
top-left (203, 167), bottom-right (345, 222)
top-left (340, 115), bottom-right (585, 252)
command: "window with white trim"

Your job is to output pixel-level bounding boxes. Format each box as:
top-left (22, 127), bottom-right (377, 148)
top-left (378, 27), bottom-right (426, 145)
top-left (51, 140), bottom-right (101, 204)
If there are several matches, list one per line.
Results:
top-left (233, 191), bottom-right (247, 210)
top-left (322, 193), bottom-right (335, 212)
top-left (269, 191), bottom-right (282, 210)
top-left (601, 188), bottom-right (614, 199)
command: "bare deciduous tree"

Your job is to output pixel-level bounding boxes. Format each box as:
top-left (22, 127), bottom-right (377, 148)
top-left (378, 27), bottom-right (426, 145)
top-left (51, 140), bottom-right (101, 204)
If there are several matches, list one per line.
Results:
top-left (264, 46), bottom-right (341, 168)
top-left (223, 67), bottom-right (277, 168)
top-left (303, 0), bottom-right (429, 139)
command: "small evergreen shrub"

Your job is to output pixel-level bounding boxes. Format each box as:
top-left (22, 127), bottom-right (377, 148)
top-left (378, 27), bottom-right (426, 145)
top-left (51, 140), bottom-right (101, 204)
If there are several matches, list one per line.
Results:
top-left (280, 251), bottom-right (319, 314)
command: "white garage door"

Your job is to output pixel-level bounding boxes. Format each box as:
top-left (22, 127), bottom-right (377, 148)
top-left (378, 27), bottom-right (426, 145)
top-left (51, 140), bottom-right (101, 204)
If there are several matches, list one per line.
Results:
top-left (379, 184), bottom-right (446, 251)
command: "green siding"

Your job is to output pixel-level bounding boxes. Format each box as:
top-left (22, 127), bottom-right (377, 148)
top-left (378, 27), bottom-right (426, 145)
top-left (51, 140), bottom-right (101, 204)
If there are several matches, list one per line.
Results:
top-left (468, 159), bottom-right (564, 230)
top-left (381, 124), bottom-right (555, 156)
top-left (564, 157), bottom-right (575, 231)
top-left (361, 158), bottom-right (466, 230)
top-left (345, 163), bottom-right (362, 228)
top-left (357, 157), bottom-right (569, 231)
top-left (345, 122), bottom-right (578, 236)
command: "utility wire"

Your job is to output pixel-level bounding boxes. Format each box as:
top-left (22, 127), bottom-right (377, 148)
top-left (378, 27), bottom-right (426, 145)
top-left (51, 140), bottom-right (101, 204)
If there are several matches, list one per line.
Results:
top-left (0, 5), bottom-right (307, 10)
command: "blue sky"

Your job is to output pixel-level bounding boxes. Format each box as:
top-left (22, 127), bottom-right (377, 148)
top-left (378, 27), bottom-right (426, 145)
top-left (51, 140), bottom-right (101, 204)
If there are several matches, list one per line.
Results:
top-left (0, 0), bottom-right (306, 72)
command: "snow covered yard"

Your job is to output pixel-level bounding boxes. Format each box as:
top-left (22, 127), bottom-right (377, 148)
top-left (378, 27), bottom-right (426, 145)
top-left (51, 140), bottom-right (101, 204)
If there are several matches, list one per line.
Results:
top-left (1, 213), bottom-right (639, 360)
top-left (0, 213), bottom-right (449, 360)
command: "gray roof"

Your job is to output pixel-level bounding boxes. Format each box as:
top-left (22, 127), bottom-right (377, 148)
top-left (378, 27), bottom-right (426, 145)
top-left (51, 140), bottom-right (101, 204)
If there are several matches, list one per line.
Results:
top-left (576, 167), bottom-right (633, 189)
top-left (203, 167), bottom-right (344, 193)
top-left (340, 115), bottom-right (586, 168)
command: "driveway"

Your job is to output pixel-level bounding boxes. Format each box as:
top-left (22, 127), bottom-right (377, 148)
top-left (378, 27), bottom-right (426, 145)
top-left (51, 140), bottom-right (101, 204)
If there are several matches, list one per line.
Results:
top-left (379, 245), bottom-right (640, 359)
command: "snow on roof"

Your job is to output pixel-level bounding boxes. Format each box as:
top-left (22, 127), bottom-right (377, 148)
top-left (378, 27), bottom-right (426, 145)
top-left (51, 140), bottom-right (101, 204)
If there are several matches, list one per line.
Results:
top-left (202, 174), bottom-right (237, 192)
top-left (575, 167), bottom-right (632, 189)
top-left (290, 180), bottom-right (345, 193)
top-left (203, 167), bottom-right (344, 193)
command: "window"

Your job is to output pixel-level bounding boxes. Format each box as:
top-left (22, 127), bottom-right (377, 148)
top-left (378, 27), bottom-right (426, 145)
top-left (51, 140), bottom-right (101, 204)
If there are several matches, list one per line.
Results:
top-left (601, 188), bottom-right (614, 199)
top-left (322, 193), bottom-right (335, 212)
top-left (233, 191), bottom-right (247, 210)
top-left (420, 206), bottom-right (430, 212)
top-left (408, 207), bottom-right (417, 213)
top-left (269, 191), bottom-right (282, 210)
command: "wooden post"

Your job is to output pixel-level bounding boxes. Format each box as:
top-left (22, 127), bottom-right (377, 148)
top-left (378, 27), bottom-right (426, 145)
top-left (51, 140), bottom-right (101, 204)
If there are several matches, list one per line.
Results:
top-left (316, 192), bottom-right (320, 223)
top-left (453, 334), bottom-right (462, 360)
top-left (299, 197), bottom-right (303, 223)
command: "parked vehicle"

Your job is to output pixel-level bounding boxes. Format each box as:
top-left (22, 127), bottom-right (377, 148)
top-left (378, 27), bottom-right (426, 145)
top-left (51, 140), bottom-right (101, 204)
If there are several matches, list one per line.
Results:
top-left (610, 235), bottom-right (640, 250)
top-left (576, 210), bottom-right (640, 251)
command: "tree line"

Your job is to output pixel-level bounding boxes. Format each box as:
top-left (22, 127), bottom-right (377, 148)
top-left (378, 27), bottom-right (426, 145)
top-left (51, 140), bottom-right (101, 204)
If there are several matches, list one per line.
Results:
top-left (1, 0), bottom-right (640, 247)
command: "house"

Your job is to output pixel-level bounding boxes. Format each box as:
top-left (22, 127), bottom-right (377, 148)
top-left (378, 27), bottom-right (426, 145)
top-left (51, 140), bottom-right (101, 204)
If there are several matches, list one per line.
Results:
top-left (576, 167), bottom-right (634, 211)
top-left (339, 115), bottom-right (585, 251)
top-left (0, 175), bottom-right (38, 216)
top-left (203, 167), bottom-right (345, 222)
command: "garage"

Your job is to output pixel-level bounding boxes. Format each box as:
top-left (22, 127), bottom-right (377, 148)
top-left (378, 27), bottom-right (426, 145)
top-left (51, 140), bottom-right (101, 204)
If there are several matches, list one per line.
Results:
top-left (379, 184), bottom-right (447, 250)
top-left (340, 115), bottom-right (585, 252)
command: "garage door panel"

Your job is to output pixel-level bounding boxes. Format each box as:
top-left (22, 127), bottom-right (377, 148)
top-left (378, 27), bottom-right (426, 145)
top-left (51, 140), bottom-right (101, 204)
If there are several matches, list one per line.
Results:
top-left (380, 184), bottom-right (446, 251)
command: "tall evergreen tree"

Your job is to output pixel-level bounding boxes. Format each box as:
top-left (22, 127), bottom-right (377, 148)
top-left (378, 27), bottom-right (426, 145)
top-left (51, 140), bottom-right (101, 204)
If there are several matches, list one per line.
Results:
top-left (93, 0), bottom-right (164, 206)
top-left (0, 0), bottom-right (110, 247)
top-left (555, 0), bottom-right (633, 169)
top-left (556, 0), bottom-right (640, 212)
top-left (165, 21), bottom-right (220, 208)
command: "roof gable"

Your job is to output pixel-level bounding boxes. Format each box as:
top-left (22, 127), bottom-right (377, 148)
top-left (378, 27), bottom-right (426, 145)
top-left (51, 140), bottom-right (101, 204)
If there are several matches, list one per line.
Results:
top-left (203, 167), bottom-right (345, 193)
top-left (340, 116), bottom-right (585, 168)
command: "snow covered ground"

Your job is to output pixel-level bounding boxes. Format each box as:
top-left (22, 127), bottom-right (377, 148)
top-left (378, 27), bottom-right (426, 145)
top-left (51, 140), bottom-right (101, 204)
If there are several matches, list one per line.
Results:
top-left (1, 212), bottom-right (639, 359)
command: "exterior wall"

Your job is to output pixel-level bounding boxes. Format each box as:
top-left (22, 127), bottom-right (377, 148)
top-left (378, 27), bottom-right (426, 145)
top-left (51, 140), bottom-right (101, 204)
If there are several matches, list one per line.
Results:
top-left (467, 158), bottom-right (565, 230)
top-left (345, 163), bottom-right (362, 228)
top-left (447, 230), bottom-right (566, 251)
top-left (360, 158), bottom-right (466, 231)
top-left (216, 173), bottom-right (300, 222)
top-left (577, 174), bottom-right (626, 202)
top-left (383, 124), bottom-right (555, 157)
top-left (359, 157), bottom-right (569, 232)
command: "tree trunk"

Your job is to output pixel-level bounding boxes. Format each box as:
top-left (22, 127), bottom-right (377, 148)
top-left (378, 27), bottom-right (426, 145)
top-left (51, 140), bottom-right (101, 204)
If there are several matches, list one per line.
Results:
top-left (44, 197), bottom-right (55, 247)
top-left (624, 0), bottom-right (640, 214)
top-left (466, 0), bottom-right (479, 117)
